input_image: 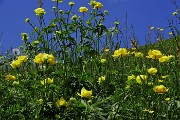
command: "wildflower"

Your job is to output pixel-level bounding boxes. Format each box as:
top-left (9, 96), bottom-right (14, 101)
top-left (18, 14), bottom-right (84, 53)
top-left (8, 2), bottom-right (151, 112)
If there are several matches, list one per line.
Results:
top-left (98, 76), bottom-right (106, 83)
top-left (34, 53), bottom-right (56, 65)
top-left (34, 8), bottom-right (46, 16)
top-left (69, 2), bottom-right (75, 6)
top-left (79, 7), bottom-right (88, 13)
top-left (172, 11), bottom-right (178, 16)
top-left (77, 87), bottom-right (92, 98)
top-left (104, 48), bottom-right (109, 52)
top-left (17, 56), bottom-right (28, 62)
top-left (41, 78), bottom-right (54, 85)
top-left (94, 2), bottom-right (103, 9)
top-left (153, 85), bottom-right (168, 94)
top-left (149, 26), bottom-right (154, 30)
top-left (165, 98), bottom-right (170, 101)
top-left (127, 74), bottom-right (136, 81)
top-left (136, 75), bottom-right (147, 84)
top-left (100, 59), bottom-right (106, 63)
top-left (47, 54), bottom-right (56, 65)
top-left (13, 48), bottom-right (20, 55)
top-left (52, 0), bottom-right (63, 3)
top-left (134, 52), bottom-right (144, 58)
top-left (10, 60), bottom-right (21, 68)
top-left (148, 68), bottom-right (157, 75)
top-left (114, 22), bottom-right (120, 25)
top-left (25, 18), bottom-right (30, 22)
top-left (5, 74), bottom-right (16, 81)
top-left (21, 33), bottom-right (29, 42)
top-left (89, 0), bottom-right (97, 6)
top-left (112, 48), bottom-right (128, 58)
top-left (71, 15), bottom-right (77, 20)
top-left (56, 97), bottom-right (68, 107)
top-left (158, 79), bottom-right (163, 83)
top-left (146, 50), bottom-right (162, 59)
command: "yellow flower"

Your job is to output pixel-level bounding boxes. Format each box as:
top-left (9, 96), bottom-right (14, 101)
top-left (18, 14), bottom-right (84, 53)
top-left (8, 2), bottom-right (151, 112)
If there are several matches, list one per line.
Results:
top-left (98, 76), bottom-right (106, 83)
top-left (94, 2), bottom-right (103, 9)
top-left (165, 98), bottom-right (170, 101)
top-left (41, 78), bottom-right (53, 85)
top-left (127, 74), bottom-right (135, 81)
top-left (143, 109), bottom-right (154, 114)
top-left (47, 54), bottom-right (56, 65)
top-left (69, 2), bottom-right (74, 6)
top-left (100, 59), bottom-right (106, 63)
top-left (21, 33), bottom-right (29, 41)
top-left (10, 60), bottom-right (21, 68)
top-left (79, 7), bottom-right (88, 13)
top-left (159, 55), bottom-right (169, 62)
top-left (5, 74), bottom-right (16, 81)
top-left (56, 97), bottom-right (68, 107)
top-left (77, 87), bottom-right (92, 98)
top-left (34, 8), bottom-right (46, 16)
top-left (148, 68), bottom-right (157, 75)
top-left (12, 81), bottom-right (19, 85)
top-left (112, 48), bottom-right (128, 58)
top-left (146, 50), bottom-right (162, 59)
top-left (104, 48), bottom-right (109, 52)
top-left (153, 85), bottom-right (168, 94)
top-left (161, 75), bottom-right (169, 79)
top-left (136, 75), bottom-right (147, 84)
top-left (134, 52), bottom-right (144, 58)
top-left (34, 53), bottom-right (56, 65)
top-left (18, 56), bottom-right (28, 62)
top-left (89, 0), bottom-right (97, 6)
top-left (71, 15), bottom-right (77, 20)
top-left (158, 79), bottom-right (163, 83)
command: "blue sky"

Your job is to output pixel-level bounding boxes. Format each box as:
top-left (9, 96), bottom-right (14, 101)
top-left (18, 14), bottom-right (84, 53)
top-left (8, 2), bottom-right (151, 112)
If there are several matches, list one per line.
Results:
top-left (0, 0), bottom-right (179, 52)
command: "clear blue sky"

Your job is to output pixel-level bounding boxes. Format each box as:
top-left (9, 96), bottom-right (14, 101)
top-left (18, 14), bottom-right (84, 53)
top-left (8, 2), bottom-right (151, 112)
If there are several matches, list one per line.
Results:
top-left (0, 0), bottom-right (179, 52)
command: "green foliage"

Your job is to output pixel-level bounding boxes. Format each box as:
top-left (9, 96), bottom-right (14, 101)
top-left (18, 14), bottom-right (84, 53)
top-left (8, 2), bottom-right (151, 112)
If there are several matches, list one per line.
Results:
top-left (0, 1), bottom-right (180, 119)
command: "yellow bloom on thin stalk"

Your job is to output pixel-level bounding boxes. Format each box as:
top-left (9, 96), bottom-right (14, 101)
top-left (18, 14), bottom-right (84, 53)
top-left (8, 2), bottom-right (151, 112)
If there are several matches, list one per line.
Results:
top-left (100, 58), bottom-right (106, 63)
top-left (146, 50), bottom-right (162, 59)
top-left (18, 56), bottom-right (28, 62)
top-left (112, 48), bottom-right (128, 58)
top-left (79, 7), bottom-right (88, 13)
top-left (148, 68), bottom-right (157, 75)
top-left (41, 78), bottom-right (54, 85)
top-left (56, 97), bottom-right (68, 107)
top-left (21, 33), bottom-right (29, 42)
top-left (69, 1), bottom-right (75, 6)
top-left (136, 75), bottom-right (147, 84)
top-left (34, 8), bottom-right (46, 16)
top-left (77, 87), bottom-right (92, 98)
top-left (94, 2), bottom-right (103, 9)
top-left (98, 76), bottom-right (106, 83)
top-left (10, 60), bottom-right (21, 68)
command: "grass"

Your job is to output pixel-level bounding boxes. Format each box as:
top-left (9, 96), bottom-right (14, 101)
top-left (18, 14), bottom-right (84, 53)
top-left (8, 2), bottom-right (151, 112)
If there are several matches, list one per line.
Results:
top-left (0, 1), bottom-right (180, 119)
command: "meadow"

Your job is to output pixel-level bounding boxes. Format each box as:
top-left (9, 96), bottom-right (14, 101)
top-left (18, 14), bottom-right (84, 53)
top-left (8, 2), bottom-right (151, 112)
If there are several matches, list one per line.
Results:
top-left (0, 0), bottom-right (180, 119)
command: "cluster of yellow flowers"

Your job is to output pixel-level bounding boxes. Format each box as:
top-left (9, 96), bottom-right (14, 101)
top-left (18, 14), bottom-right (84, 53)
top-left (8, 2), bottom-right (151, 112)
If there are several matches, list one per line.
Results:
top-left (146, 50), bottom-right (174, 62)
top-left (5, 74), bottom-right (16, 81)
top-left (112, 48), bottom-right (129, 58)
top-left (10, 56), bottom-right (28, 68)
top-left (34, 53), bottom-right (56, 65)
top-left (56, 87), bottom-right (92, 107)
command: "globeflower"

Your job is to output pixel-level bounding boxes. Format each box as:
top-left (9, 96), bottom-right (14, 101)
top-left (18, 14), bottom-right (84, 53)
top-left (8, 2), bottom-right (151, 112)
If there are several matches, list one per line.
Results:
top-left (17, 56), bottom-right (28, 62)
top-left (148, 68), bottom-right (157, 75)
top-left (79, 7), bottom-right (88, 13)
top-left (41, 78), bottom-right (54, 85)
top-left (34, 8), bottom-right (46, 16)
top-left (78, 87), bottom-right (92, 98)
top-left (21, 33), bottom-right (29, 42)
top-left (159, 55), bottom-right (169, 62)
top-left (112, 48), bottom-right (128, 58)
top-left (34, 53), bottom-right (56, 65)
top-left (10, 60), bottom-right (21, 68)
top-left (127, 74), bottom-right (136, 81)
top-left (5, 74), bottom-right (16, 81)
top-left (98, 76), bottom-right (106, 83)
top-left (146, 50), bottom-right (162, 59)
top-left (69, 1), bottom-right (75, 6)
top-left (56, 97), bottom-right (68, 107)
top-left (153, 85), bottom-right (168, 94)
top-left (94, 2), bottom-right (103, 9)
top-left (136, 75), bottom-right (147, 84)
